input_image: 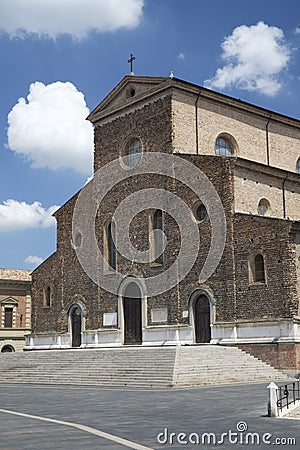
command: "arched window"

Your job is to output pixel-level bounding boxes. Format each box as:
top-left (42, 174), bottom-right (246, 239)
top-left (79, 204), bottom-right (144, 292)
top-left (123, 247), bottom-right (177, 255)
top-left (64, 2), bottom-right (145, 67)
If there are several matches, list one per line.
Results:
top-left (215, 136), bottom-right (234, 156)
top-left (124, 138), bottom-right (142, 168)
top-left (258, 198), bottom-right (270, 216)
top-left (152, 209), bottom-right (163, 265)
top-left (106, 221), bottom-right (116, 271)
top-left (252, 254), bottom-right (266, 283)
top-left (43, 286), bottom-right (51, 308)
top-left (73, 232), bottom-right (82, 248)
top-left (296, 158), bottom-right (300, 174)
top-left (1, 345), bottom-right (15, 352)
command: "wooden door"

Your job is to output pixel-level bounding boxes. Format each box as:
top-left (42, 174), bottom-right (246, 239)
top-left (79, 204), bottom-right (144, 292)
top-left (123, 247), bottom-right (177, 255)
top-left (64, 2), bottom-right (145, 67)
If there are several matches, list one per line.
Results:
top-left (123, 283), bottom-right (142, 345)
top-left (194, 295), bottom-right (211, 343)
top-left (71, 307), bottom-right (82, 347)
top-left (4, 308), bottom-right (13, 328)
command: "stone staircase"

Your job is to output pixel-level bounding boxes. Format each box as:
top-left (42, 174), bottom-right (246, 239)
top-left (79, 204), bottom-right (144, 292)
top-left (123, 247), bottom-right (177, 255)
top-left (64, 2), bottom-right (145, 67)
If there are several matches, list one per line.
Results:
top-left (173, 345), bottom-right (289, 386)
top-left (0, 347), bottom-right (175, 388)
top-left (0, 345), bottom-right (289, 388)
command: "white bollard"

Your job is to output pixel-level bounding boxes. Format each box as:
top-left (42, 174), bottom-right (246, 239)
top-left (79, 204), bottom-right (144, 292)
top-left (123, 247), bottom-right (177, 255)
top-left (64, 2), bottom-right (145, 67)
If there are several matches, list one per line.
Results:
top-left (267, 382), bottom-right (279, 417)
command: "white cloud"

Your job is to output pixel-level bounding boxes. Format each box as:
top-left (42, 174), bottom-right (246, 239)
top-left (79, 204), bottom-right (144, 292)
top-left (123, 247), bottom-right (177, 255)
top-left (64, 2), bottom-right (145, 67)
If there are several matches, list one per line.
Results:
top-left (0, 0), bottom-right (144, 39)
top-left (205, 22), bottom-right (291, 96)
top-left (178, 52), bottom-right (185, 61)
top-left (0, 200), bottom-right (59, 231)
top-left (25, 255), bottom-right (44, 265)
top-left (7, 81), bottom-right (94, 175)
top-left (295, 27), bottom-right (300, 35)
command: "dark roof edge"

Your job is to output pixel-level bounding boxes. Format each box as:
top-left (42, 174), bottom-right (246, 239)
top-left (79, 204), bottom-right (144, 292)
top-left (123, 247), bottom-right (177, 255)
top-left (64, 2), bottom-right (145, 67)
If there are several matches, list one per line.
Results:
top-left (88, 74), bottom-right (300, 127)
top-left (171, 77), bottom-right (300, 126)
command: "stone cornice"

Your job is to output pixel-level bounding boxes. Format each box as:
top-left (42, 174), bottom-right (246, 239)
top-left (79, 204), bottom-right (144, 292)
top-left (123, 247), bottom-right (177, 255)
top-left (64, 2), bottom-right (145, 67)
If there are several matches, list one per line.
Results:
top-left (234, 156), bottom-right (300, 183)
top-left (87, 75), bottom-right (300, 129)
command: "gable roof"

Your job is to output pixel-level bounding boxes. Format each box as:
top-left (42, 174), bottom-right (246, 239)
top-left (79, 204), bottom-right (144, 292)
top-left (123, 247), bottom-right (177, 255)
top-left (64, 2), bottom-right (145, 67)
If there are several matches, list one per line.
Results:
top-left (87, 75), bottom-right (170, 123)
top-left (87, 74), bottom-right (300, 128)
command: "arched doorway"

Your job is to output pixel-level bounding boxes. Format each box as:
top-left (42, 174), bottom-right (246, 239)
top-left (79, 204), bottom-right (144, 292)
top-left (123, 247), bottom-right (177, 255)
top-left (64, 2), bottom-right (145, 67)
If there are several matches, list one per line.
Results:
top-left (123, 283), bottom-right (142, 345)
top-left (194, 294), bottom-right (211, 343)
top-left (71, 306), bottom-right (82, 348)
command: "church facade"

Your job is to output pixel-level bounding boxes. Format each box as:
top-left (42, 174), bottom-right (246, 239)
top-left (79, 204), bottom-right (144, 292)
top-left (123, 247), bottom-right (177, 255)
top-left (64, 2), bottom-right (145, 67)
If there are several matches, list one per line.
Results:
top-left (26, 75), bottom-right (300, 376)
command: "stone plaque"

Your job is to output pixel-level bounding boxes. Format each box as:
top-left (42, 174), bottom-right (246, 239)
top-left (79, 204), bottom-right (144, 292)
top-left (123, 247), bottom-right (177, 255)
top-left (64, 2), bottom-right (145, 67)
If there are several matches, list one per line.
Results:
top-left (151, 307), bottom-right (168, 323)
top-left (103, 312), bottom-right (117, 327)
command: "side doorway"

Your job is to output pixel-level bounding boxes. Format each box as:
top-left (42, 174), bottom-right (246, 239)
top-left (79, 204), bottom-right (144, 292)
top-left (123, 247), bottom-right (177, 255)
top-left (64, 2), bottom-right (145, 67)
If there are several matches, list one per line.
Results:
top-left (70, 305), bottom-right (82, 348)
top-left (123, 283), bottom-right (142, 345)
top-left (194, 294), bottom-right (211, 343)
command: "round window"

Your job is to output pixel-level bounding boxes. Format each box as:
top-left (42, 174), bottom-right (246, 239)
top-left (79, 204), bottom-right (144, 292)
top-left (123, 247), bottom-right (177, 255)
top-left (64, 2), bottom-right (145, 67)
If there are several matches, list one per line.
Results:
top-left (123, 138), bottom-right (142, 168)
top-left (194, 202), bottom-right (207, 222)
top-left (126, 86), bottom-right (136, 98)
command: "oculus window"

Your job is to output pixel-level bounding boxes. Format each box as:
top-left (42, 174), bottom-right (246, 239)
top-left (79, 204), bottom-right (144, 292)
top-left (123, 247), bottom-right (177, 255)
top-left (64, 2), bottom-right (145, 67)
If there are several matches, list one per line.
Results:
top-left (193, 202), bottom-right (207, 222)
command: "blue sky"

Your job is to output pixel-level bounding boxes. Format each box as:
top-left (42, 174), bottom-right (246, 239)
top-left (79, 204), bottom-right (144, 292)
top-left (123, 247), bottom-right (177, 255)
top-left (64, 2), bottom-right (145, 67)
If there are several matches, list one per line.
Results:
top-left (0, 0), bottom-right (300, 270)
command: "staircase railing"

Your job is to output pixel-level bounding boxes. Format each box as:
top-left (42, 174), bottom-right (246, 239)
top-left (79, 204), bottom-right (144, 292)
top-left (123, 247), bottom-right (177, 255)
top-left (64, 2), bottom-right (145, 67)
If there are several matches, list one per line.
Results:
top-left (268, 380), bottom-right (300, 417)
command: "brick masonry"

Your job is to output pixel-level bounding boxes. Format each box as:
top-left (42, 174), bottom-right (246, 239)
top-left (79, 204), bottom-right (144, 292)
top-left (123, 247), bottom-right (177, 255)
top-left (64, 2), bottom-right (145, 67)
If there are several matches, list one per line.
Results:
top-left (238, 343), bottom-right (300, 372)
top-left (29, 76), bottom-right (300, 372)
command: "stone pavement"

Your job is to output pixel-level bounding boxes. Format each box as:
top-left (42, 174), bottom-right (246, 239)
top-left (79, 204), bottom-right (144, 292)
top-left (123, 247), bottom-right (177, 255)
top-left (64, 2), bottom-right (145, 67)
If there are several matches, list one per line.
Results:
top-left (0, 382), bottom-right (299, 449)
top-left (285, 404), bottom-right (300, 419)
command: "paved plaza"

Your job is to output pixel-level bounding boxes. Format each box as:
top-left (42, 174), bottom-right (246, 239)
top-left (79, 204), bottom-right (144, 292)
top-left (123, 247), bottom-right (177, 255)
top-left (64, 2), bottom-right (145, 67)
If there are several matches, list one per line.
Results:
top-left (0, 382), bottom-right (299, 449)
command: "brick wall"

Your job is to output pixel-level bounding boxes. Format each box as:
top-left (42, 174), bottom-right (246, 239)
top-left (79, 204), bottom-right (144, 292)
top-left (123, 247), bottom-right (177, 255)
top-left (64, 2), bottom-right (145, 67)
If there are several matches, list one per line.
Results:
top-left (233, 214), bottom-right (298, 320)
top-left (0, 289), bottom-right (27, 328)
top-left (234, 165), bottom-right (300, 221)
top-left (31, 86), bottom-right (300, 344)
top-left (238, 343), bottom-right (300, 371)
top-left (31, 165), bottom-right (299, 336)
top-left (94, 95), bottom-right (174, 172)
top-left (172, 89), bottom-right (300, 173)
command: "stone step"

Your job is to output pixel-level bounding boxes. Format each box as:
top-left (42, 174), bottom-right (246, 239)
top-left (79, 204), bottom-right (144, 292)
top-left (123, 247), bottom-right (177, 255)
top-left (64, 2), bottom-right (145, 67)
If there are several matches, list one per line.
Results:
top-left (0, 345), bottom-right (290, 387)
top-left (1, 369), bottom-right (172, 375)
top-left (173, 347), bottom-right (288, 386)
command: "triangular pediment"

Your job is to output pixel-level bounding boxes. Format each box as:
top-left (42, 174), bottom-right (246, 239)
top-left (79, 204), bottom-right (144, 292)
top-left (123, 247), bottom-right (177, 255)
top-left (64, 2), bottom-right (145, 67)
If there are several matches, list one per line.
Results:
top-left (1, 296), bottom-right (19, 305)
top-left (87, 75), bottom-right (170, 123)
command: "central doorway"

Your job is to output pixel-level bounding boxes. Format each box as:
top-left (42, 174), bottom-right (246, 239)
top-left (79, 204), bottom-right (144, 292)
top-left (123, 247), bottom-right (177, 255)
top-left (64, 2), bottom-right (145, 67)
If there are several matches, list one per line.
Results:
top-left (194, 294), bottom-right (211, 343)
top-left (71, 306), bottom-right (82, 347)
top-left (123, 283), bottom-right (142, 345)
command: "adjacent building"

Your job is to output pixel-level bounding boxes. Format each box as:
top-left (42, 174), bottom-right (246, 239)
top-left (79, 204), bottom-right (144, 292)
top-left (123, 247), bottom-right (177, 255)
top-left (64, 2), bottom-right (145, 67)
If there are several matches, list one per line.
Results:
top-left (0, 268), bottom-right (31, 352)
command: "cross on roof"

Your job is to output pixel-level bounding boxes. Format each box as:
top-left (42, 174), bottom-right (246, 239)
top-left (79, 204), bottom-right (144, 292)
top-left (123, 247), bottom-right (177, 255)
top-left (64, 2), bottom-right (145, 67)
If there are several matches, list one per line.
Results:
top-left (128, 53), bottom-right (136, 75)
